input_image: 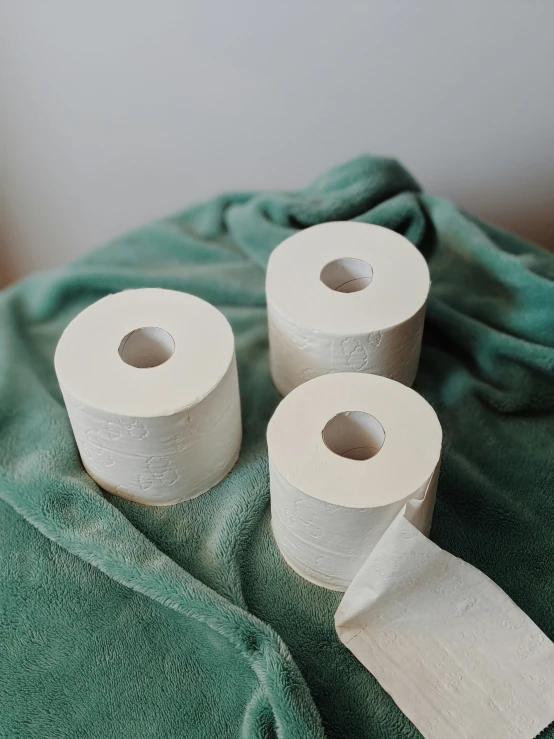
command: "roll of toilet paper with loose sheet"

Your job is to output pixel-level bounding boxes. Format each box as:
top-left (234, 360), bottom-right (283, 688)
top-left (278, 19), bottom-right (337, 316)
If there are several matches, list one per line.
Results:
top-left (268, 373), bottom-right (554, 739)
top-left (266, 222), bottom-right (430, 395)
top-left (55, 288), bottom-right (242, 505)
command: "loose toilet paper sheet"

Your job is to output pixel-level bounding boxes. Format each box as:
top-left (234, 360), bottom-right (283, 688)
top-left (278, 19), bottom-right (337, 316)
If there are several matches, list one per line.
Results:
top-left (269, 373), bottom-right (554, 739)
top-left (336, 501), bottom-right (554, 739)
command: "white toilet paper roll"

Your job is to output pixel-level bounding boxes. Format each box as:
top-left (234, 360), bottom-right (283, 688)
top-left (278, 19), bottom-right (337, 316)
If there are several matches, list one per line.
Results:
top-left (268, 373), bottom-right (554, 739)
top-left (268, 371), bottom-right (441, 590)
top-left (55, 288), bottom-right (242, 505)
top-left (266, 222), bottom-right (430, 396)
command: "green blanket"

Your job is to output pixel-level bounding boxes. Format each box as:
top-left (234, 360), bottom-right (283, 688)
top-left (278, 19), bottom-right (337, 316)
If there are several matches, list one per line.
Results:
top-left (1, 156), bottom-right (553, 739)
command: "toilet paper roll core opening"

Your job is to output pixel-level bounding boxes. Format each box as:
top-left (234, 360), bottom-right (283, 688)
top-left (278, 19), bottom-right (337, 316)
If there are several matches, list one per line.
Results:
top-left (320, 257), bottom-right (373, 293)
top-left (118, 327), bottom-right (175, 369)
top-left (322, 410), bottom-right (385, 461)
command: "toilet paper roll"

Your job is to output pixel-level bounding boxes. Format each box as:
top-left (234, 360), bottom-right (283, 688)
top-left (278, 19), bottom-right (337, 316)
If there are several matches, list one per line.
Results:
top-left (55, 288), bottom-right (242, 505)
top-left (268, 373), bottom-right (554, 739)
top-left (268, 371), bottom-right (441, 590)
top-left (266, 222), bottom-right (430, 396)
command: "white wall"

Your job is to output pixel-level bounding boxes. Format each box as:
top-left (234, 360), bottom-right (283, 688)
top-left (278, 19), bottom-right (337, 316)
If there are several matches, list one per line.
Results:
top-left (1, 1), bottom-right (553, 285)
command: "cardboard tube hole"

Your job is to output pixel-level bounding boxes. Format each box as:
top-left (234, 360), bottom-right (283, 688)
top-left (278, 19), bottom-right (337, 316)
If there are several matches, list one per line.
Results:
top-left (118, 327), bottom-right (175, 368)
top-left (320, 258), bottom-right (373, 293)
top-left (322, 411), bottom-right (385, 460)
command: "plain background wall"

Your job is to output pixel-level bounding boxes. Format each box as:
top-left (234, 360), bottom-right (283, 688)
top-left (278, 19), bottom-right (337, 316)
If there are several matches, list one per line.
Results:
top-left (1, 0), bottom-right (554, 286)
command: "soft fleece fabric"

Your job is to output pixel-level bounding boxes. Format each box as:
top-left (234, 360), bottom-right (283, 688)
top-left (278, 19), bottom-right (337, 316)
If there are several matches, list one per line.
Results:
top-left (1, 156), bottom-right (553, 739)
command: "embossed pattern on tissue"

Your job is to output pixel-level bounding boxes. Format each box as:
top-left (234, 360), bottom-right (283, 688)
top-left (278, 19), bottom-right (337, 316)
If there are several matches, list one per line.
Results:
top-left (63, 360), bottom-right (241, 504)
top-left (267, 303), bottom-right (426, 394)
top-left (269, 462), bottom-right (407, 590)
